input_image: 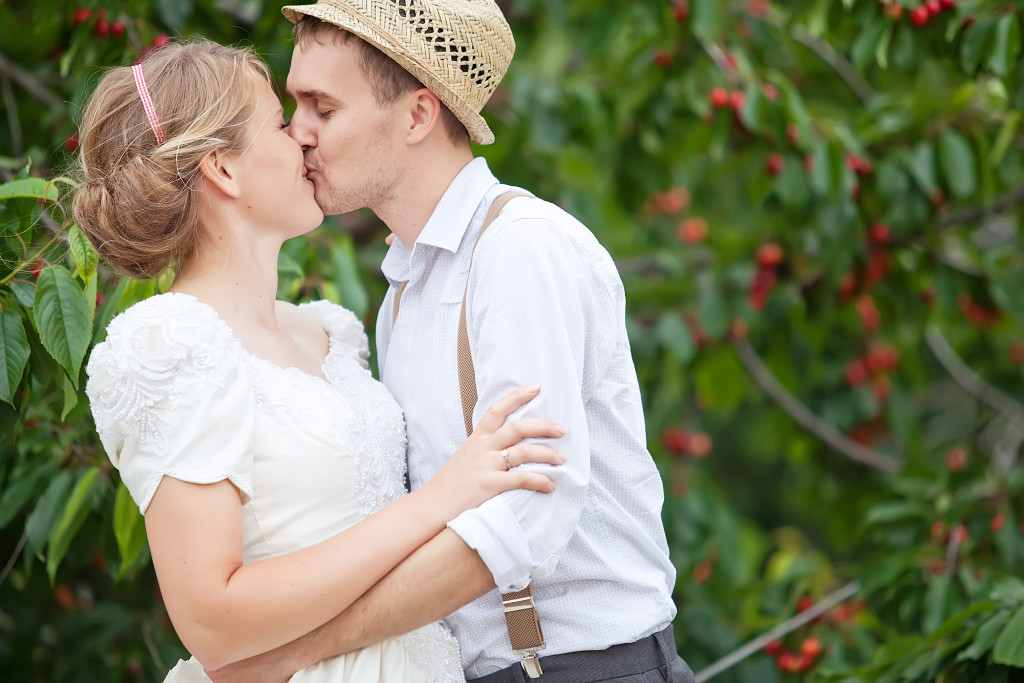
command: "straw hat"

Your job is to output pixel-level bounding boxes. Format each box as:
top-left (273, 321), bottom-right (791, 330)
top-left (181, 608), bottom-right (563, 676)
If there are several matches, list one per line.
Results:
top-left (281, 0), bottom-right (514, 145)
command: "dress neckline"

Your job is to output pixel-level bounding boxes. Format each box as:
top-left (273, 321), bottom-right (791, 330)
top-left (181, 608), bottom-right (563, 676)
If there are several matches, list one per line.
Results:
top-left (159, 292), bottom-right (336, 385)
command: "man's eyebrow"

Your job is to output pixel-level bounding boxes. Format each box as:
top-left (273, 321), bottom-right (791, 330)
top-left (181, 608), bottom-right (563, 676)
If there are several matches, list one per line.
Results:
top-left (289, 88), bottom-right (342, 105)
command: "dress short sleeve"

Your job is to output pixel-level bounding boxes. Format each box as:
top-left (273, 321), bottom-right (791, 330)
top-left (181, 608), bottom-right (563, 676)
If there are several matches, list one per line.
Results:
top-left (86, 294), bottom-right (256, 515)
top-left (298, 300), bottom-right (370, 368)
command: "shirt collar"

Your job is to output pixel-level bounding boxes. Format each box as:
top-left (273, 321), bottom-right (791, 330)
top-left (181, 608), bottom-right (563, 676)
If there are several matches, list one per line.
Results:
top-left (381, 157), bottom-right (498, 285)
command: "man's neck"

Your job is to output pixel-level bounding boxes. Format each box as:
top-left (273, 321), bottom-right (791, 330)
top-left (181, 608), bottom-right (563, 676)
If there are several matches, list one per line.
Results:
top-left (377, 148), bottom-right (475, 249)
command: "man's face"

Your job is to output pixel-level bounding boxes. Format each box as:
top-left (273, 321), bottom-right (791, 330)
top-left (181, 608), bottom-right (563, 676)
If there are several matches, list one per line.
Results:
top-left (287, 38), bottom-right (402, 216)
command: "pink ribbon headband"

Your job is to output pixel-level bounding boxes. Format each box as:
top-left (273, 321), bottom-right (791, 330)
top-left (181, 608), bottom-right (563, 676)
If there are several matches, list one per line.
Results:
top-left (132, 63), bottom-right (165, 145)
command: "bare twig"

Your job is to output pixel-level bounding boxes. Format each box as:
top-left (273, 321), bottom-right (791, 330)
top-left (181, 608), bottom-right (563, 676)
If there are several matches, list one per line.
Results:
top-left (790, 25), bottom-right (874, 103)
top-left (732, 340), bottom-right (902, 473)
top-left (925, 326), bottom-right (1024, 434)
top-left (697, 37), bottom-right (738, 78)
top-left (695, 580), bottom-right (861, 682)
top-left (936, 187), bottom-right (1024, 231)
top-left (0, 51), bottom-right (63, 111)
top-left (2, 74), bottom-right (22, 156)
top-left (0, 533), bottom-right (27, 588)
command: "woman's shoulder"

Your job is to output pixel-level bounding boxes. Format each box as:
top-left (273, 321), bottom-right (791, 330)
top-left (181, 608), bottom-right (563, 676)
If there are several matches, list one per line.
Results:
top-left (291, 300), bottom-right (370, 365)
top-left (88, 293), bottom-right (239, 381)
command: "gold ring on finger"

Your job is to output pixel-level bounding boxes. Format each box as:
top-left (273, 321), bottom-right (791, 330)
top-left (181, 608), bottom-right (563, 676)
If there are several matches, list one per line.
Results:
top-left (500, 449), bottom-right (512, 470)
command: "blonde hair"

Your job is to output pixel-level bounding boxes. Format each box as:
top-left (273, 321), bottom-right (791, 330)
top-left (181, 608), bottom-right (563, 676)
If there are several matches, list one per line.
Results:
top-left (72, 40), bottom-right (271, 279)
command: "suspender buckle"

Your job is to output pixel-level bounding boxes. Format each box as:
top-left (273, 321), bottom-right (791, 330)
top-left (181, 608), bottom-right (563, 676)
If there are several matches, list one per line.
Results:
top-left (519, 651), bottom-right (543, 678)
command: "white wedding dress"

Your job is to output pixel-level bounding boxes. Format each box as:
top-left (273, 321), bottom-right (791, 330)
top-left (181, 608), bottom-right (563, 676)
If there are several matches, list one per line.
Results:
top-left (86, 293), bottom-right (464, 683)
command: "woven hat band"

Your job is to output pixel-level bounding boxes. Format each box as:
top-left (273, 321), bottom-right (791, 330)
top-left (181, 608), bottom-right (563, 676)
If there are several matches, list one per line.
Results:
top-left (283, 0), bottom-right (514, 145)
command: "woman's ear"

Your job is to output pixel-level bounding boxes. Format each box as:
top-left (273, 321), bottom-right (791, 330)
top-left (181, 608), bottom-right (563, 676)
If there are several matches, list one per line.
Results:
top-left (405, 88), bottom-right (442, 145)
top-left (198, 150), bottom-right (242, 199)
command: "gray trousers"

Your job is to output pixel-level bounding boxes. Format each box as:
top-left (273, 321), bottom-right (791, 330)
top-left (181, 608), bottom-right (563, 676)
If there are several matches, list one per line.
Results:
top-left (467, 626), bottom-right (696, 683)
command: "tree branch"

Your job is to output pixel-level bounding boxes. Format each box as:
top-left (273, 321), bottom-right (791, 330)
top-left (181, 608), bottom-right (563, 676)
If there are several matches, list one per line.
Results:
top-left (925, 326), bottom-right (1024, 434)
top-left (695, 580), bottom-right (861, 682)
top-left (936, 187), bottom-right (1024, 230)
top-left (0, 51), bottom-right (63, 111)
top-left (732, 340), bottom-right (902, 473)
top-left (790, 25), bottom-right (874, 104)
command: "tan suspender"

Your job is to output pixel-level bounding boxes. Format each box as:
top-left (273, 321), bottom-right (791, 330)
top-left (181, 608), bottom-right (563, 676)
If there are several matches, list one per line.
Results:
top-left (457, 192), bottom-right (546, 677)
top-left (392, 191), bottom-right (546, 677)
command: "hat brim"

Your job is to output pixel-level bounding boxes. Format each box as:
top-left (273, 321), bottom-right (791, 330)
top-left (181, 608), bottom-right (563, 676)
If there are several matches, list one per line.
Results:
top-left (282, 2), bottom-right (495, 145)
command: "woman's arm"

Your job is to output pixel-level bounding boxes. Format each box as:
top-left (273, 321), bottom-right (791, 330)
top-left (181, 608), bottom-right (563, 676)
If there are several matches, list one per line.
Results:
top-left (145, 384), bottom-right (564, 670)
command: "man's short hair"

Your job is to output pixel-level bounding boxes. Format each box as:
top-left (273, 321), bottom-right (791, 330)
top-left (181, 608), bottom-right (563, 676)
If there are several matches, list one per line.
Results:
top-left (293, 16), bottom-right (470, 146)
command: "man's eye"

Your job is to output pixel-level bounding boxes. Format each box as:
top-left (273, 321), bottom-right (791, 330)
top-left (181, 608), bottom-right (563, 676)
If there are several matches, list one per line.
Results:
top-left (318, 110), bottom-right (334, 119)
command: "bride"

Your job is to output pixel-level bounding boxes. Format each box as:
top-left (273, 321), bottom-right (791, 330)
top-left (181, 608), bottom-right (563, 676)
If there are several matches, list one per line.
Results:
top-left (74, 39), bottom-right (565, 682)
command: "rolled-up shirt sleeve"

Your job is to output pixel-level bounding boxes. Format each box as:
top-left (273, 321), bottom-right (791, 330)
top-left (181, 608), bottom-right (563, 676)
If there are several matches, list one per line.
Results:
top-left (447, 211), bottom-right (598, 592)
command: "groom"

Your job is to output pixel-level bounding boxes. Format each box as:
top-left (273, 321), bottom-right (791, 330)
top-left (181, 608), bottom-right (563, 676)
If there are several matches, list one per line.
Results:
top-left (210, 1), bottom-right (694, 681)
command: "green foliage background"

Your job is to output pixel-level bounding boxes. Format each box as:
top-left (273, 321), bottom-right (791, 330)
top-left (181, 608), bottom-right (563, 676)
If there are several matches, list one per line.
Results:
top-left (2, 0), bottom-right (1024, 680)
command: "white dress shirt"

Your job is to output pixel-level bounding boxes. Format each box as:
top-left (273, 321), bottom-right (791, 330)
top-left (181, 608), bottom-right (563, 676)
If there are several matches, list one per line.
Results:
top-left (376, 158), bottom-right (677, 678)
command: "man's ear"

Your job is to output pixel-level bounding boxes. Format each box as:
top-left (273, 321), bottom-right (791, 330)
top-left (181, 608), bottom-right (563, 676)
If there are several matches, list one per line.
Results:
top-left (198, 150), bottom-right (242, 199)
top-left (405, 88), bottom-right (443, 145)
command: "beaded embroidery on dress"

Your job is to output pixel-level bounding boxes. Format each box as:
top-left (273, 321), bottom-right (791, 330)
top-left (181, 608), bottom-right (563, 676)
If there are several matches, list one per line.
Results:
top-left (86, 294), bottom-right (463, 682)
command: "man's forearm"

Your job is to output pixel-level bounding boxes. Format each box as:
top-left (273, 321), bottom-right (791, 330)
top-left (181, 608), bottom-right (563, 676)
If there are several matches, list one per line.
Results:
top-left (209, 529), bottom-right (494, 680)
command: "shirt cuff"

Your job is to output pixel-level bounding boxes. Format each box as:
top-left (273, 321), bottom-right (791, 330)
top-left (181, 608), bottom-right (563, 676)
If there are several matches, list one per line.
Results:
top-left (447, 496), bottom-right (533, 592)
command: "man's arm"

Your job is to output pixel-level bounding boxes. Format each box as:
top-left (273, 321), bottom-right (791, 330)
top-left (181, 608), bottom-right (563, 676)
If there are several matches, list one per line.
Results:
top-left (206, 529), bottom-right (492, 683)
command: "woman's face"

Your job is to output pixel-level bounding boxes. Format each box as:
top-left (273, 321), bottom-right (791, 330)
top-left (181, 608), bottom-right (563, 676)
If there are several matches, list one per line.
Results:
top-left (232, 78), bottom-right (323, 238)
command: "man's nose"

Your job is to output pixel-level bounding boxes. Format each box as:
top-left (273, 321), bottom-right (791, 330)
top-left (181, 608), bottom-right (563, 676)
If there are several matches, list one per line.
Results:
top-left (288, 108), bottom-right (316, 150)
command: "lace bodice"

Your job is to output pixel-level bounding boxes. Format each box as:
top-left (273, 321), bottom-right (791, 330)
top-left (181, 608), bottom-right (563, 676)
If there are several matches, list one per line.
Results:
top-left (86, 293), bottom-right (462, 682)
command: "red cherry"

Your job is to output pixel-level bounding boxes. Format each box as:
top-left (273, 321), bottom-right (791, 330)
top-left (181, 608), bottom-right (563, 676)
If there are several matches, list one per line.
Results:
top-left (763, 640), bottom-right (783, 655)
top-left (991, 515), bottom-right (1005, 534)
top-left (871, 373), bottom-right (892, 403)
top-left (844, 359), bottom-right (868, 387)
top-left (930, 520), bottom-right (948, 542)
top-left (747, 0), bottom-right (769, 18)
top-left (692, 560), bottom-right (712, 583)
top-left (883, 2), bottom-right (903, 19)
top-left (54, 585), bottom-right (75, 610)
top-left (662, 428), bottom-right (690, 455)
top-left (946, 447), bottom-right (967, 472)
top-left (953, 524), bottom-right (969, 545)
top-left (152, 33), bottom-right (171, 49)
top-left (869, 222), bottom-right (891, 244)
top-left (925, 0), bottom-right (942, 15)
top-left (673, 1), bottom-right (690, 23)
top-left (803, 154), bottom-right (816, 171)
top-left (939, 0), bottom-right (955, 8)
top-left (855, 294), bottom-right (880, 332)
top-left (111, 19), bottom-right (125, 38)
top-left (688, 433), bottom-right (712, 458)
top-left (1010, 341), bottom-right (1024, 365)
top-left (709, 87), bottom-right (730, 109)
top-left (72, 8), bottom-right (92, 25)
top-left (30, 262), bottom-right (44, 280)
top-left (761, 83), bottom-right (779, 101)
top-left (94, 18), bottom-right (110, 38)
top-left (729, 90), bottom-right (746, 111)
top-left (797, 595), bottom-right (815, 613)
top-left (677, 217), bottom-right (708, 244)
top-left (64, 134), bottom-right (79, 153)
top-left (653, 50), bottom-right (673, 68)
top-left (765, 153), bottom-right (784, 177)
top-left (910, 6), bottom-right (930, 26)
top-left (756, 242), bottom-right (785, 269)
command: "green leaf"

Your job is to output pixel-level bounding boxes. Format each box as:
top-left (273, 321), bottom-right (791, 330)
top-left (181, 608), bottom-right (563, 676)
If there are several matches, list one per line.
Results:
top-left (923, 576), bottom-right (953, 634)
top-left (990, 111), bottom-right (1020, 169)
top-left (330, 235), bottom-right (369, 318)
top-left (0, 463), bottom-right (53, 530)
top-left (154, 0), bottom-right (194, 30)
top-left (901, 142), bottom-right (938, 194)
top-left (690, 0), bottom-right (724, 40)
top-left (959, 611), bottom-right (1011, 661)
top-left (654, 312), bottom-right (695, 363)
top-left (46, 466), bottom-right (103, 582)
top-left (60, 373), bottom-right (79, 422)
top-left (9, 280), bottom-right (35, 309)
top-left (988, 14), bottom-right (1021, 78)
top-left (0, 310), bottom-right (29, 405)
top-left (0, 177), bottom-right (58, 202)
top-left (994, 606), bottom-right (1024, 667)
top-left (24, 470), bottom-right (72, 557)
top-left (938, 129), bottom-right (977, 199)
top-left (694, 346), bottom-right (745, 418)
top-left (852, 22), bottom-right (885, 72)
top-left (961, 18), bottom-right (997, 74)
top-left (113, 482), bottom-right (147, 579)
top-left (32, 265), bottom-right (93, 382)
top-left (67, 224), bottom-right (99, 281)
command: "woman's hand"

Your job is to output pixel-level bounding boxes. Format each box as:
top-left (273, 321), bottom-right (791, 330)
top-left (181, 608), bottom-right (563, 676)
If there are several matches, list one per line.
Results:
top-left (423, 384), bottom-right (565, 521)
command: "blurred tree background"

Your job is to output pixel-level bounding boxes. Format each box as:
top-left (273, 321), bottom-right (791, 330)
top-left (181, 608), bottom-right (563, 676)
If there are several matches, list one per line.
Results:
top-left (2, 0), bottom-right (1024, 680)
